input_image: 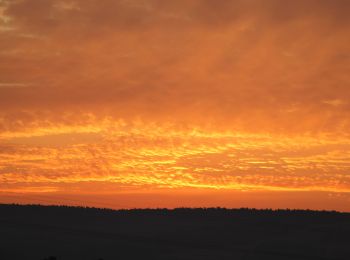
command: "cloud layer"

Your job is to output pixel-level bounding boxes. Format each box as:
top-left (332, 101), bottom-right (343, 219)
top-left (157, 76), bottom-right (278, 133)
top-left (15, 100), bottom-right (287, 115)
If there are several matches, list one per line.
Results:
top-left (0, 0), bottom-right (350, 210)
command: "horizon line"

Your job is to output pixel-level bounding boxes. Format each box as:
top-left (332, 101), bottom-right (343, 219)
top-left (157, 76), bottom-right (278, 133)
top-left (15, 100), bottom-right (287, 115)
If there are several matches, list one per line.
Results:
top-left (2, 203), bottom-right (349, 214)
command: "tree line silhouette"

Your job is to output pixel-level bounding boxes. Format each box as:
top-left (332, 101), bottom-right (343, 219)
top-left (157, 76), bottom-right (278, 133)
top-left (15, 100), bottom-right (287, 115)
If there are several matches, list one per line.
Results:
top-left (1, 204), bottom-right (349, 260)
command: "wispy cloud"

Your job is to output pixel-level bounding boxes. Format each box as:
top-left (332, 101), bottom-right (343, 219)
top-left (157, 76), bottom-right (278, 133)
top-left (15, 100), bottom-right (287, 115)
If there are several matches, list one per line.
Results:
top-left (0, 83), bottom-right (31, 88)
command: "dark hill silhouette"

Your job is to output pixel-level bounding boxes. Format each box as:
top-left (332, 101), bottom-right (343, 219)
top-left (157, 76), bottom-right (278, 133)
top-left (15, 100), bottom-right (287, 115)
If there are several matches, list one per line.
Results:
top-left (0, 204), bottom-right (349, 260)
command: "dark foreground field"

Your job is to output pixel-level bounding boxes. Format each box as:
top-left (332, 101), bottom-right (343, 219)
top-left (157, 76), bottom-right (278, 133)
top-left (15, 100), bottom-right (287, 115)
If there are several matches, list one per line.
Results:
top-left (0, 204), bottom-right (349, 260)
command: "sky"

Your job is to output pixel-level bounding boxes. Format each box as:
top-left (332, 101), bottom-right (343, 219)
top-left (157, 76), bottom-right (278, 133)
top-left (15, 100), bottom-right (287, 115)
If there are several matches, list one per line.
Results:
top-left (0, 0), bottom-right (350, 211)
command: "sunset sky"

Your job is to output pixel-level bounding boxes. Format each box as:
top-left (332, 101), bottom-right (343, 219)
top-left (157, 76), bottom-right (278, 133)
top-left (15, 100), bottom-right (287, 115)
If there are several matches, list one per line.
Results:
top-left (0, 0), bottom-right (350, 211)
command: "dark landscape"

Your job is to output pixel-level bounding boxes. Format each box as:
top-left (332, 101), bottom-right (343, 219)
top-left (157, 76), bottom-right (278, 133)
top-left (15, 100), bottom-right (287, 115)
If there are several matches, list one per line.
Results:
top-left (1, 204), bottom-right (349, 260)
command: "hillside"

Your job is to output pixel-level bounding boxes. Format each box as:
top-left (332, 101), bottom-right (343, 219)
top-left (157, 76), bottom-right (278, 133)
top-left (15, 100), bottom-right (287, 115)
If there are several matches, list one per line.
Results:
top-left (0, 204), bottom-right (349, 260)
